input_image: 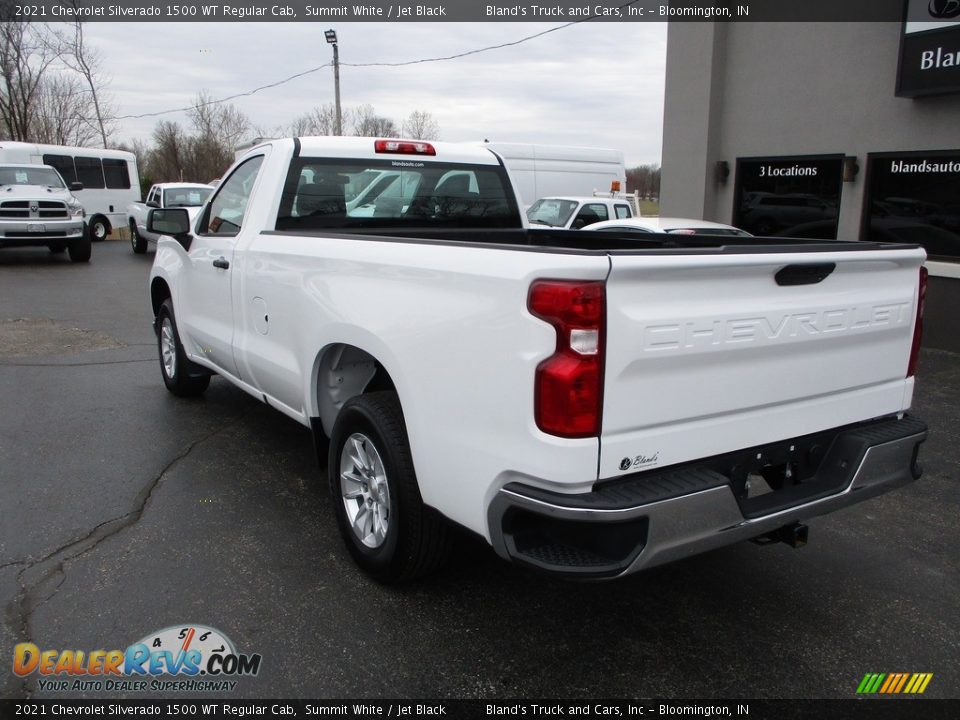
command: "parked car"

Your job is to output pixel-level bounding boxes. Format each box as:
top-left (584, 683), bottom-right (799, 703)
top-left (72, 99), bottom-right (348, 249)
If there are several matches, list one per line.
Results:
top-left (0, 163), bottom-right (89, 262)
top-left (0, 141), bottom-right (139, 243)
top-left (739, 192), bottom-right (838, 236)
top-left (527, 196), bottom-right (637, 229)
top-left (585, 217), bottom-right (753, 236)
top-left (128, 183), bottom-right (214, 253)
top-left (146, 136), bottom-right (927, 583)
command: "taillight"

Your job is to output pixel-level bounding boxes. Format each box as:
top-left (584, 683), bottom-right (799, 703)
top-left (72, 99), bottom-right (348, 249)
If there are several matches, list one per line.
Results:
top-left (373, 139), bottom-right (436, 156)
top-left (907, 266), bottom-right (928, 378)
top-left (528, 280), bottom-right (605, 438)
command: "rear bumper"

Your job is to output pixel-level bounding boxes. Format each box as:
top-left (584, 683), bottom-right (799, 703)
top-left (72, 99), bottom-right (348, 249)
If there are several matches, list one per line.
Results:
top-left (487, 416), bottom-right (927, 578)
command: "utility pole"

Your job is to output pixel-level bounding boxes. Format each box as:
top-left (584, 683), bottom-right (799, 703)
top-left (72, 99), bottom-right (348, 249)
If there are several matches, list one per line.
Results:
top-left (325, 30), bottom-right (343, 136)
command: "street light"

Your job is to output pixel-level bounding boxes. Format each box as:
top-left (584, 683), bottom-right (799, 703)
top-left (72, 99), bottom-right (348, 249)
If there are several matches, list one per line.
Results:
top-left (325, 29), bottom-right (342, 136)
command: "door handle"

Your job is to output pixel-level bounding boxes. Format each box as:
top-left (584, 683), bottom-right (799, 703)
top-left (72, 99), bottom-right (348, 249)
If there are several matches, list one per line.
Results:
top-left (213, 257), bottom-right (230, 270)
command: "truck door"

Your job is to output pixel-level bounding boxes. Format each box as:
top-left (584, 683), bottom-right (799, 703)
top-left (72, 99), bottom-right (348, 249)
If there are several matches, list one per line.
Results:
top-left (179, 154), bottom-right (265, 380)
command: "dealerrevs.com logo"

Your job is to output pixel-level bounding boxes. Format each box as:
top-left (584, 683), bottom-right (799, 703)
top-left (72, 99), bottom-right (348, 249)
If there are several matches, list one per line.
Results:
top-left (12, 624), bottom-right (262, 693)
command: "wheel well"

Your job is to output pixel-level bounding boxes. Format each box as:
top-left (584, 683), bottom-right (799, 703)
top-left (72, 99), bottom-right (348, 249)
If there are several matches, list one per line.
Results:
top-left (90, 214), bottom-right (111, 231)
top-left (151, 278), bottom-right (171, 317)
top-left (316, 344), bottom-right (396, 437)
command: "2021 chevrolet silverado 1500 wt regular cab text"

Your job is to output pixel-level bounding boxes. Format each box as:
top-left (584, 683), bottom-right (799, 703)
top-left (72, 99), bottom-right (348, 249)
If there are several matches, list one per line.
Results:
top-left (147, 137), bottom-right (928, 583)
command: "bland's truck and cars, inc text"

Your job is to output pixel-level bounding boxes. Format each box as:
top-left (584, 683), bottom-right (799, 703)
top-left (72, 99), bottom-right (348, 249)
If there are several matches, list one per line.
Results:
top-left (145, 136), bottom-right (928, 583)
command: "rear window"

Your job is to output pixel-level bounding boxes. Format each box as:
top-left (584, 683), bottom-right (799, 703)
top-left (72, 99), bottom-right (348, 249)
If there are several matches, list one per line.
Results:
top-left (275, 159), bottom-right (520, 231)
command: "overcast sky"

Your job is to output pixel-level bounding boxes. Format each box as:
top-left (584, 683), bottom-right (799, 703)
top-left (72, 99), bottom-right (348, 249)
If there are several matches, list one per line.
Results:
top-left (80, 22), bottom-right (667, 167)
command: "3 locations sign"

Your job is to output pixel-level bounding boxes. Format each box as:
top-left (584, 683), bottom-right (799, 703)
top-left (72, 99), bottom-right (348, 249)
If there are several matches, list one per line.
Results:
top-left (897, 0), bottom-right (960, 97)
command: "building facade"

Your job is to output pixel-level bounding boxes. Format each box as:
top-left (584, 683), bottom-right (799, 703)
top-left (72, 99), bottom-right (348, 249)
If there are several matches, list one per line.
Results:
top-left (660, 9), bottom-right (960, 352)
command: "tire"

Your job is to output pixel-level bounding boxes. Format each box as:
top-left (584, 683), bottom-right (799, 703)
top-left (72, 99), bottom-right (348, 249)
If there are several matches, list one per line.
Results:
top-left (89, 217), bottom-right (109, 242)
top-left (328, 391), bottom-right (450, 583)
top-left (67, 232), bottom-right (91, 263)
top-left (157, 299), bottom-right (210, 397)
top-left (130, 221), bottom-right (147, 254)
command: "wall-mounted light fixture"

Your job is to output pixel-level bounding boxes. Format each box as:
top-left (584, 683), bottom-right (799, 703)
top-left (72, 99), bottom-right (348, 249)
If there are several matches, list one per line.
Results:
top-left (715, 160), bottom-right (730, 183)
top-left (843, 156), bottom-right (860, 182)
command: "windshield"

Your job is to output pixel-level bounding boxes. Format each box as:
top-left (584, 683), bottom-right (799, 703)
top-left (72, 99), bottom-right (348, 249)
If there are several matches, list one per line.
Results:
top-left (163, 187), bottom-right (213, 207)
top-left (526, 199), bottom-right (578, 227)
top-left (0, 166), bottom-right (66, 189)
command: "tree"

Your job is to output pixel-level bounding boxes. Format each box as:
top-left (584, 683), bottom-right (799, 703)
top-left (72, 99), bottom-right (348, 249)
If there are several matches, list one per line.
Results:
top-left (287, 103), bottom-right (352, 137)
top-left (402, 110), bottom-right (440, 140)
top-left (0, 22), bottom-right (57, 141)
top-left (351, 103), bottom-right (398, 138)
top-left (626, 164), bottom-right (661, 199)
top-left (56, 15), bottom-right (116, 147)
top-left (31, 72), bottom-right (99, 146)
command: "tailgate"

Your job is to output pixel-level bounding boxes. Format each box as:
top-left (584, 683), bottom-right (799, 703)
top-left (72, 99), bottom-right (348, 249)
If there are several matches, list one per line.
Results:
top-left (599, 248), bottom-right (925, 480)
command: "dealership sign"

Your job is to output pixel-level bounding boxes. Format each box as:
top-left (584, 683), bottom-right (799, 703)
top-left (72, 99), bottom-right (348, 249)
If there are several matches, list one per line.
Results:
top-left (897, 0), bottom-right (960, 96)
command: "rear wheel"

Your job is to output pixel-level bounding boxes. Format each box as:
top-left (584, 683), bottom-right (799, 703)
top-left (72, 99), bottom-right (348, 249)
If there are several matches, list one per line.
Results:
top-left (130, 221), bottom-right (147, 254)
top-left (89, 217), bottom-right (109, 242)
top-left (157, 299), bottom-right (210, 397)
top-left (328, 391), bottom-right (450, 583)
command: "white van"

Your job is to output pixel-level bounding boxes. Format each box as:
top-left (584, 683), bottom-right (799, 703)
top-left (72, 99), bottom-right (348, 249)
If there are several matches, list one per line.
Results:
top-left (0, 141), bottom-right (140, 241)
top-left (478, 141), bottom-right (627, 208)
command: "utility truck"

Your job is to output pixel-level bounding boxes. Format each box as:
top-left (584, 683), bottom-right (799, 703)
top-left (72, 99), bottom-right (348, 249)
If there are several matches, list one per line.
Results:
top-left (146, 136), bottom-right (928, 583)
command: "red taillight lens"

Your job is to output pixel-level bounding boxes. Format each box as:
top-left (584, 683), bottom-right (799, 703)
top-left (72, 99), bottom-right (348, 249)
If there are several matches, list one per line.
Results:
top-left (907, 266), bottom-right (927, 378)
top-left (373, 139), bottom-right (436, 156)
top-left (529, 280), bottom-right (605, 438)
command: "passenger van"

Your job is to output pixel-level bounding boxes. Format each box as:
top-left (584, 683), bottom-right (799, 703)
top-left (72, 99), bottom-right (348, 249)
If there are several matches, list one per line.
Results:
top-left (0, 141), bottom-right (140, 241)
top-left (478, 141), bottom-right (627, 208)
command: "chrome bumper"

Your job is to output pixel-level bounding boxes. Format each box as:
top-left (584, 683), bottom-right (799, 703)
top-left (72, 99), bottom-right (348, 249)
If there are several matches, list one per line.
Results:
top-left (488, 416), bottom-right (927, 578)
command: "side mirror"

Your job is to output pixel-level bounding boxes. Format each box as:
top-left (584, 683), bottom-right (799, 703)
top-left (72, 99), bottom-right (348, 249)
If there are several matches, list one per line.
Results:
top-left (70, 182), bottom-right (84, 192)
top-left (146, 200), bottom-right (160, 208)
top-left (147, 207), bottom-right (192, 250)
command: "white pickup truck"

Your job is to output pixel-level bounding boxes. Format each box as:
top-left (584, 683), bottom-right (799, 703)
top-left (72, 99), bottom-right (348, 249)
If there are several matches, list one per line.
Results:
top-left (147, 137), bottom-right (928, 583)
top-left (127, 182), bottom-right (213, 253)
top-left (526, 194), bottom-right (638, 230)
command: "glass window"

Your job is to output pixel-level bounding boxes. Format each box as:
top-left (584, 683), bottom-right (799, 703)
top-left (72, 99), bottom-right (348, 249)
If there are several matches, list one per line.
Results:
top-left (102, 158), bottom-right (131, 189)
top-left (163, 187), bottom-right (212, 208)
top-left (734, 156), bottom-right (843, 238)
top-left (615, 204), bottom-right (632, 219)
top-left (573, 203), bottom-right (609, 228)
top-left (864, 152), bottom-right (960, 261)
top-left (0, 166), bottom-right (66, 188)
top-left (42, 154), bottom-right (76, 184)
top-left (527, 199), bottom-right (579, 228)
top-left (202, 156), bottom-right (264, 236)
top-left (74, 157), bottom-right (105, 189)
top-left (276, 159), bottom-right (518, 231)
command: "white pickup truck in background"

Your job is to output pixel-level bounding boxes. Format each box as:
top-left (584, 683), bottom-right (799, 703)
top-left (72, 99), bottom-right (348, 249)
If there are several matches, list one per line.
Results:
top-left (146, 136), bottom-right (928, 583)
top-left (526, 194), bottom-right (639, 229)
top-left (127, 182), bottom-right (213, 253)
top-left (0, 163), bottom-right (89, 262)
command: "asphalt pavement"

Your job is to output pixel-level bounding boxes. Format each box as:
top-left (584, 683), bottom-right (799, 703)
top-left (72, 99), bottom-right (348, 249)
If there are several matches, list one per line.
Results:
top-left (1, 240), bottom-right (957, 701)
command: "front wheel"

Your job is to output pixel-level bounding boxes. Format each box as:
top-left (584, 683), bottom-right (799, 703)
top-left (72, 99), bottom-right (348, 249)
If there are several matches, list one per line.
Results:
top-left (157, 299), bottom-right (210, 397)
top-left (328, 392), bottom-right (449, 583)
top-left (67, 233), bottom-right (91, 263)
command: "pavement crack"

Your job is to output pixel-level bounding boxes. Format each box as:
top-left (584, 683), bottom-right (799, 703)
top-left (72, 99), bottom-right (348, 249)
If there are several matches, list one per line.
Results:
top-left (2, 407), bottom-right (257, 699)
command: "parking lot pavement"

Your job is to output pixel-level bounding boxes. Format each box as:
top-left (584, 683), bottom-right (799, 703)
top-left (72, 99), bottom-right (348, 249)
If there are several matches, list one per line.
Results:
top-left (1, 241), bottom-right (958, 700)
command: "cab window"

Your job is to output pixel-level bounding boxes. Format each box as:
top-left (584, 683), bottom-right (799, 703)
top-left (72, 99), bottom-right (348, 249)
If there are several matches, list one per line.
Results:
top-left (201, 156), bottom-right (264, 236)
